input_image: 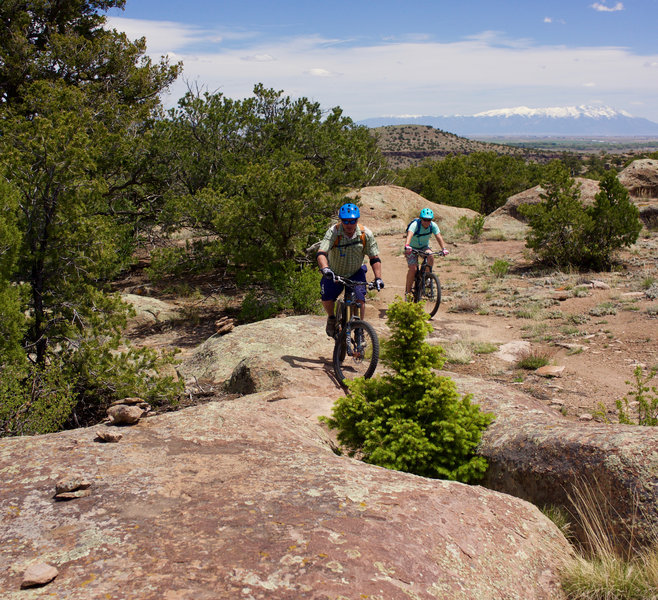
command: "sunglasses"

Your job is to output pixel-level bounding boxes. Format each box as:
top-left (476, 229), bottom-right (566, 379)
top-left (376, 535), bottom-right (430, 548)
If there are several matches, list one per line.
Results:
top-left (341, 219), bottom-right (358, 224)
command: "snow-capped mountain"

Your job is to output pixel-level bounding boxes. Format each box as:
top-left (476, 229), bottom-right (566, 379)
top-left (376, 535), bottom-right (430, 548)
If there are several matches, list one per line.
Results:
top-left (358, 105), bottom-right (658, 136)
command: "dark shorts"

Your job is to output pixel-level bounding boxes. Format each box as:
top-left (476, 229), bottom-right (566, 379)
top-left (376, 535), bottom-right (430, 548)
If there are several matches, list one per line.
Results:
top-left (320, 265), bottom-right (367, 302)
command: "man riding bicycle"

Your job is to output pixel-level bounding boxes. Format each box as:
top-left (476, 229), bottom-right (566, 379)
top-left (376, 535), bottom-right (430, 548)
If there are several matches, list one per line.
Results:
top-left (404, 208), bottom-right (449, 297)
top-left (317, 203), bottom-right (384, 337)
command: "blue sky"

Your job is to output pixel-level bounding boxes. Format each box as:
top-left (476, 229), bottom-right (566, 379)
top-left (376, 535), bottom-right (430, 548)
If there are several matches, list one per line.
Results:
top-left (105, 0), bottom-right (658, 123)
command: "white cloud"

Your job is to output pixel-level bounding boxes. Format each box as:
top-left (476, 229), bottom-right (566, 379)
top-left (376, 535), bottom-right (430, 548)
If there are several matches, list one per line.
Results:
top-left (544, 17), bottom-right (553, 23)
top-left (241, 54), bottom-right (276, 62)
top-left (307, 68), bottom-right (338, 77)
top-left (107, 17), bottom-right (658, 122)
top-left (591, 2), bottom-right (624, 12)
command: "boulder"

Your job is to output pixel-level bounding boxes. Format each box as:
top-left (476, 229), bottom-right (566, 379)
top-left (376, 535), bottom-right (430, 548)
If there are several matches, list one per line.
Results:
top-left (121, 293), bottom-right (180, 328)
top-left (451, 372), bottom-right (658, 548)
top-left (489, 178), bottom-right (601, 224)
top-left (618, 158), bottom-right (658, 199)
top-left (346, 185), bottom-right (479, 235)
top-left (0, 397), bottom-right (571, 599)
top-left (182, 314), bottom-right (658, 549)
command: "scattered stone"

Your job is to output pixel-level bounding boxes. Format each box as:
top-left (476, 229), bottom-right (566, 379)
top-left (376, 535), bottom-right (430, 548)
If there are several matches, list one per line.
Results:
top-left (107, 404), bottom-right (145, 426)
top-left (551, 291), bottom-right (570, 301)
top-left (555, 342), bottom-right (587, 352)
top-left (590, 280), bottom-right (610, 289)
top-left (535, 365), bottom-right (565, 378)
top-left (214, 316), bottom-right (235, 335)
top-left (621, 292), bottom-right (645, 299)
top-left (95, 430), bottom-right (123, 443)
top-left (109, 397), bottom-right (149, 407)
top-left (578, 413), bottom-right (593, 422)
top-left (55, 478), bottom-right (91, 495)
top-left (55, 489), bottom-right (92, 500)
top-left (21, 563), bottom-right (58, 588)
top-left (107, 398), bottom-right (150, 426)
top-left (54, 478), bottom-right (91, 500)
top-left (495, 341), bottom-right (531, 363)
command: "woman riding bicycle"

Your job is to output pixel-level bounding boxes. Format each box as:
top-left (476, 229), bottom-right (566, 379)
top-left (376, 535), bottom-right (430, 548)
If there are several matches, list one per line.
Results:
top-left (404, 208), bottom-right (449, 297)
top-left (317, 203), bottom-right (384, 337)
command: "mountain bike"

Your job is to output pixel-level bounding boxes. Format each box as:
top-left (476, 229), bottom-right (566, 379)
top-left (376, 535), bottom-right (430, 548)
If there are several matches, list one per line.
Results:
top-left (409, 248), bottom-right (444, 318)
top-left (331, 276), bottom-right (380, 384)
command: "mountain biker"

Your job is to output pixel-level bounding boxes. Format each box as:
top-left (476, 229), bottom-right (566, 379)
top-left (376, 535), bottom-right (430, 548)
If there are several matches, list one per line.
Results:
top-left (317, 203), bottom-right (384, 337)
top-left (404, 208), bottom-right (449, 297)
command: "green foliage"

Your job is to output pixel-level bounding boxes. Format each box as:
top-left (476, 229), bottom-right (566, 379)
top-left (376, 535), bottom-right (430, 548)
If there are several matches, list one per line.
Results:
top-left (322, 300), bottom-right (493, 483)
top-left (398, 152), bottom-right (545, 214)
top-left (239, 263), bottom-right (323, 321)
top-left (152, 85), bottom-right (388, 293)
top-left (586, 171), bottom-right (643, 270)
top-left (457, 214), bottom-right (485, 242)
top-left (0, 1), bottom-right (182, 435)
top-left (515, 350), bottom-right (550, 370)
top-left (521, 162), bottom-right (642, 270)
top-left (616, 366), bottom-right (658, 426)
top-left (0, 361), bottom-right (78, 437)
top-left (490, 259), bottom-right (510, 278)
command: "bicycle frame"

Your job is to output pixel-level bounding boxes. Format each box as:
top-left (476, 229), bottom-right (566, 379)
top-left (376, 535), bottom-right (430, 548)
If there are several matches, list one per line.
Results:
top-left (330, 276), bottom-right (380, 383)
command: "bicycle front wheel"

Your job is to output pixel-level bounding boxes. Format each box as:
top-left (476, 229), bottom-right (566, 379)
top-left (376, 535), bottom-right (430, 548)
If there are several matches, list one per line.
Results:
top-left (418, 273), bottom-right (441, 318)
top-left (333, 320), bottom-right (379, 384)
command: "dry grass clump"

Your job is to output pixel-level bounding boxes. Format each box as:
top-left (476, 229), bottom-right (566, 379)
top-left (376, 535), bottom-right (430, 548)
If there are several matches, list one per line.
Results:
top-left (560, 483), bottom-right (658, 600)
top-left (515, 347), bottom-right (552, 370)
top-left (448, 295), bottom-right (482, 313)
top-left (442, 341), bottom-right (474, 365)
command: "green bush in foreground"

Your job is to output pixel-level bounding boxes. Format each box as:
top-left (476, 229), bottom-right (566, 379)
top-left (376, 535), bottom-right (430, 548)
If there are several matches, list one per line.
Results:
top-left (322, 299), bottom-right (493, 483)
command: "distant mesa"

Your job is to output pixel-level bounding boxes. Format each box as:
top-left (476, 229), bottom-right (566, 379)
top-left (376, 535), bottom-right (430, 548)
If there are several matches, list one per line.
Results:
top-left (358, 105), bottom-right (658, 137)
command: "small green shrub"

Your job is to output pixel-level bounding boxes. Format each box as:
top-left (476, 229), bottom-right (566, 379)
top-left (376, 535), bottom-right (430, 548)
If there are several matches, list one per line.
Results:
top-left (472, 342), bottom-right (499, 354)
top-left (616, 366), bottom-right (658, 426)
top-left (589, 302), bottom-right (617, 317)
top-left (457, 214), bottom-right (486, 243)
top-left (321, 300), bottom-right (493, 483)
top-left (490, 259), bottom-right (510, 278)
top-left (515, 349), bottom-right (551, 370)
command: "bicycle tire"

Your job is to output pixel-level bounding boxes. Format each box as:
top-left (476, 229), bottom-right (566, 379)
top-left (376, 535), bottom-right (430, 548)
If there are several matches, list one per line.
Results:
top-left (419, 273), bottom-right (441, 318)
top-left (333, 320), bottom-right (379, 384)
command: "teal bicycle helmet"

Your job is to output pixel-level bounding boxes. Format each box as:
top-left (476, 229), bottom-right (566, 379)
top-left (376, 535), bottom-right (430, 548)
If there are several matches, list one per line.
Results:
top-left (419, 208), bottom-right (434, 219)
top-left (339, 203), bottom-right (360, 220)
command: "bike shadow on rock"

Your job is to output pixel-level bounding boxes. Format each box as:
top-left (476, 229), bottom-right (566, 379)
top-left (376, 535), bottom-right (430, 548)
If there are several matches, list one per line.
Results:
top-left (280, 354), bottom-right (345, 388)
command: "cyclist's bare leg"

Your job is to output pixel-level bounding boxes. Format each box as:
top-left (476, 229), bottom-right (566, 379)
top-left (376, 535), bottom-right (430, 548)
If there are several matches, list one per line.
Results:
top-left (405, 265), bottom-right (417, 295)
top-left (357, 299), bottom-right (366, 319)
top-left (427, 253), bottom-right (435, 269)
top-left (322, 300), bottom-right (335, 316)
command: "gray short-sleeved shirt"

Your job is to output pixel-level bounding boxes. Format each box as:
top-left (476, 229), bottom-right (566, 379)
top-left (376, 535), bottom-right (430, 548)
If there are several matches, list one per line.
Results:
top-left (318, 223), bottom-right (379, 277)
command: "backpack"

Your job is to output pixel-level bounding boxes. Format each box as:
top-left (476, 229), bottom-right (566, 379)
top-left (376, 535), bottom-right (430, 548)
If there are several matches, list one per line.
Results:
top-left (333, 223), bottom-right (366, 250)
top-left (405, 218), bottom-right (432, 241)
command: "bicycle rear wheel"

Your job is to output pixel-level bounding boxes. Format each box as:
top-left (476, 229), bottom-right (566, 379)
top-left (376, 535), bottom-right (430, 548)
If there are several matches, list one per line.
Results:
top-left (418, 273), bottom-right (441, 318)
top-left (333, 320), bottom-right (379, 384)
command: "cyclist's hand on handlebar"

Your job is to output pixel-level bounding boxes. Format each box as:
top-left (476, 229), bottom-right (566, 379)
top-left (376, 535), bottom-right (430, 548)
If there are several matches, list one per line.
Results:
top-left (321, 267), bottom-right (335, 279)
top-left (404, 245), bottom-right (412, 255)
top-left (374, 278), bottom-right (384, 291)
top-left (440, 248), bottom-right (450, 256)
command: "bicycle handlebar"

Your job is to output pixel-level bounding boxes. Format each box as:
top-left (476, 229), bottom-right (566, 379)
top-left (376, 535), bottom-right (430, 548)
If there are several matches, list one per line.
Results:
top-left (409, 248), bottom-right (448, 257)
top-left (332, 275), bottom-right (377, 290)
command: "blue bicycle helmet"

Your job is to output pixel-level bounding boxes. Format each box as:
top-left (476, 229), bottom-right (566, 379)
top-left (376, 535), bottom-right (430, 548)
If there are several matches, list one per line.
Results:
top-left (419, 208), bottom-right (434, 219)
top-left (339, 203), bottom-right (360, 220)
